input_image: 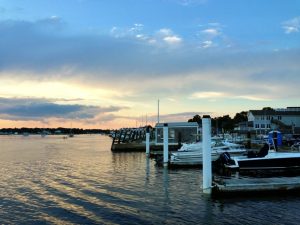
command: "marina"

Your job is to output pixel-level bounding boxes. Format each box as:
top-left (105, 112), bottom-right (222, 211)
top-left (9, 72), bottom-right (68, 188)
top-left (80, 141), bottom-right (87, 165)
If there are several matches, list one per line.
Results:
top-left (1, 134), bottom-right (300, 224)
top-left (0, 106), bottom-right (300, 222)
top-left (1, 0), bottom-right (300, 224)
top-left (143, 116), bottom-right (300, 198)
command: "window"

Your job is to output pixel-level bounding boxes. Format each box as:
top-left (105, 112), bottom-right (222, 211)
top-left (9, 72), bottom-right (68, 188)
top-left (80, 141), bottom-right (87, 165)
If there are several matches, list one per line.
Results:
top-left (267, 115), bottom-right (270, 120)
top-left (267, 124), bottom-right (271, 128)
top-left (255, 124), bottom-right (259, 128)
top-left (261, 124), bottom-right (265, 128)
top-left (169, 129), bottom-right (175, 139)
top-left (261, 116), bottom-right (264, 120)
top-left (278, 115), bottom-right (282, 120)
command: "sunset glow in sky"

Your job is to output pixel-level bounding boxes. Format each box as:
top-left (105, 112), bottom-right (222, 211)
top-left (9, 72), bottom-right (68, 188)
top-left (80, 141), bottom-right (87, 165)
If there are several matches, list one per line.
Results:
top-left (0, 0), bottom-right (299, 129)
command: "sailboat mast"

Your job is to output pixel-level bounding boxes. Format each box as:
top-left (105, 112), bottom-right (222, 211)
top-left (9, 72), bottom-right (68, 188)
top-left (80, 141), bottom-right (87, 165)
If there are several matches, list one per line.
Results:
top-left (157, 99), bottom-right (160, 124)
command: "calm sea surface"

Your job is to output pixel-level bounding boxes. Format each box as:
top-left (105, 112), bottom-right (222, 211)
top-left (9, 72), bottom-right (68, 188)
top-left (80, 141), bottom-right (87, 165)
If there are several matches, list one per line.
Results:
top-left (1, 134), bottom-right (300, 224)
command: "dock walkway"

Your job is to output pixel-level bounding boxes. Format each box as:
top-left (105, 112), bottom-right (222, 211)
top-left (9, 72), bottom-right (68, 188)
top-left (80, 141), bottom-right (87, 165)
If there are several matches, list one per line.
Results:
top-left (212, 175), bottom-right (300, 197)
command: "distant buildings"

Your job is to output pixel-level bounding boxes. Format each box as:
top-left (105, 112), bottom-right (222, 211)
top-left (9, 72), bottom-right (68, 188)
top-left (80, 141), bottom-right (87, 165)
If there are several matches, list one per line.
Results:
top-left (246, 107), bottom-right (300, 134)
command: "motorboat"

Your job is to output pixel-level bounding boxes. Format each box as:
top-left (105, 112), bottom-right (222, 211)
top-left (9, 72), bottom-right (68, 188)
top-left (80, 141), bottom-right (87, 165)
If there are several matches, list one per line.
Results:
top-left (217, 143), bottom-right (300, 172)
top-left (291, 142), bottom-right (300, 151)
top-left (169, 140), bottom-right (246, 167)
top-left (177, 137), bottom-right (241, 152)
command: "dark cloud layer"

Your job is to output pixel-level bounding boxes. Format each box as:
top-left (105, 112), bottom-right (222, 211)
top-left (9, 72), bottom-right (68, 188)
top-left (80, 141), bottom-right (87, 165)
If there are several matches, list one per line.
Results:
top-left (0, 19), bottom-right (163, 75)
top-left (0, 97), bottom-right (124, 121)
top-left (1, 18), bottom-right (299, 81)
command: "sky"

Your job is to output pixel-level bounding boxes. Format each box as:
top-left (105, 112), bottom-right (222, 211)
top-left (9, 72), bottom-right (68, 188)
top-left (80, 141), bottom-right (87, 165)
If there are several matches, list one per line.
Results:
top-left (0, 0), bottom-right (299, 129)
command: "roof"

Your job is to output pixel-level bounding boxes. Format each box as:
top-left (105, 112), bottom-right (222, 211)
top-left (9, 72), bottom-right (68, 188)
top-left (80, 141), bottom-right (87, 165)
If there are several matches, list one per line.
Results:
top-left (155, 122), bottom-right (199, 128)
top-left (249, 110), bottom-right (300, 116)
top-left (287, 107), bottom-right (300, 109)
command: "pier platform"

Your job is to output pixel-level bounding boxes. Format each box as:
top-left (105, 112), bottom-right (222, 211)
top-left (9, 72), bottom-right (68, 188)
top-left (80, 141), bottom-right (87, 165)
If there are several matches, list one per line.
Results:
top-left (212, 176), bottom-right (300, 197)
top-left (111, 127), bottom-right (154, 152)
top-left (111, 142), bottom-right (147, 152)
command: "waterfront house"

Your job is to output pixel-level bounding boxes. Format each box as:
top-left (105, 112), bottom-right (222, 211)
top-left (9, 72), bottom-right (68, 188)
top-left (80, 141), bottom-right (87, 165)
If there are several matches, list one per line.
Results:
top-left (247, 107), bottom-right (300, 134)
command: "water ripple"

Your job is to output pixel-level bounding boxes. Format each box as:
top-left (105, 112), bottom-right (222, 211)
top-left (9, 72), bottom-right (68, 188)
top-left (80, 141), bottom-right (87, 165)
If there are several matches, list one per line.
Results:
top-left (1, 135), bottom-right (300, 224)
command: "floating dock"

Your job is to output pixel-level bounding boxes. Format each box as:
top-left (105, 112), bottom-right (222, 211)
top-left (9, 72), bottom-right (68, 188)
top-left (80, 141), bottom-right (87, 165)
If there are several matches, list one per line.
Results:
top-left (212, 176), bottom-right (300, 197)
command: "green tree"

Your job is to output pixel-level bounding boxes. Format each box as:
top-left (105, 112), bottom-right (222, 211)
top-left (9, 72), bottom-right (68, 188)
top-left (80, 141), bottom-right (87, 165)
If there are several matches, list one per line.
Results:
top-left (211, 115), bottom-right (234, 132)
top-left (233, 111), bottom-right (248, 124)
top-left (262, 107), bottom-right (274, 111)
top-left (188, 114), bottom-right (202, 124)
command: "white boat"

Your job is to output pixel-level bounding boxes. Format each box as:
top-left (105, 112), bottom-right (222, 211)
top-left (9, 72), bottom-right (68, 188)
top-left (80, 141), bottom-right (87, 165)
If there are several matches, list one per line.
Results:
top-left (291, 142), bottom-right (300, 151)
top-left (169, 140), bottom-right (246, 167)
top-left (217, 143), bottom-right (300, 172)
top-left (177, 137), bottom-right (241, 152)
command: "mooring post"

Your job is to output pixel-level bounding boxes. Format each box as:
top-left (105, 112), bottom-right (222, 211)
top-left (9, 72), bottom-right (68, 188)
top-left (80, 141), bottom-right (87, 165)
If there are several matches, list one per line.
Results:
top-left (202, 115), bottom-right (212, 194)
top-left (246, 131), bottom-right (251, 149)
top-left (163, 123), bottom-right (169, 167)
top-left (146, 126), bottom-right (150, 156)
top-left (117, 130), bottom-right (122, 144)
top-left (273, 131), bottom-right (278, 151)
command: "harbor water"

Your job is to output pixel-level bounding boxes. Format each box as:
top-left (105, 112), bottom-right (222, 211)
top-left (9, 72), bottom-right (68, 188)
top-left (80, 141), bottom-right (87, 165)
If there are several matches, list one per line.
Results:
top-left (1, 135), bottom-right (300, 224)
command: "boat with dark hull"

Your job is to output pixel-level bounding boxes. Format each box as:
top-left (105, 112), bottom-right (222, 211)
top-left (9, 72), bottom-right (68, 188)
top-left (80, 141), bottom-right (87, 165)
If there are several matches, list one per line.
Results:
top-left (217, 143), bottom-right (300, 172)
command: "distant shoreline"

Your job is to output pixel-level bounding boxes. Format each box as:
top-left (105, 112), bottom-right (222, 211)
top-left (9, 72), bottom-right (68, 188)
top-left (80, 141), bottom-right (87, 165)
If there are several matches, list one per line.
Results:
top-left (0, 127), bottom-right (111, 135)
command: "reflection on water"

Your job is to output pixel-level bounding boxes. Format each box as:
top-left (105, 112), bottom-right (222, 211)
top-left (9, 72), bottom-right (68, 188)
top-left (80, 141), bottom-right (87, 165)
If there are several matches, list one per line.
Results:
top-left (1, 135), bottom-right (300, 224)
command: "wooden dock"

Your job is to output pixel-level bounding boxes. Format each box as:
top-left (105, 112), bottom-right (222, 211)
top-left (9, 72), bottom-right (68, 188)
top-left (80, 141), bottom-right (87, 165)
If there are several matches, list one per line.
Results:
top-left (110, 127), bottom-right (182, 153)
top-left (111, 127), bottom-right (154, 152)
top-left (212, 175), bottom-right (300, 197)
top-left (111, 142), bottom-right (146, 152)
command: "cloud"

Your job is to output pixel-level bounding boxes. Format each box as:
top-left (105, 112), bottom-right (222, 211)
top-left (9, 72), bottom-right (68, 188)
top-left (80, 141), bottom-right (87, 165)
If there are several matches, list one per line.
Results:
top-left (282, 16), bottom-right (300, 34)
top-left (0, 18), bottom-right (300, 106)
top-left (0, 19), bottom-right (147, 74)
top-left (172, 0), bottom-right (207, 6)
top-left (157, 28), bottom-right (173, 36)
top-left (202, 28), bottom-right (220, 36)
top-left (110, 23), bottom-right (144, 38)
top-left (234, 95), bottom-right (270, 101)
top-left (189, 91), bottom-right (225, 99)
top-left (163, 35), bottom-right (182, 44)
top-left (154, 28), bottom-right (182, 45)
top-left (130, 23), bottom-right (144, 32)
top-left (0, 97), bottom-right (125, 121)
top-left (120, 111), bottom-right (210, 123)
top-left (198, 22), bottom-right (224, 48)
top-left (0, 20), bottom-right (185, 76)
top-left (158, 111), bottom-right (211, 122)
top-left (201, 40), bottom-right (213, 48)
top-left (111, 26), bottom-right (182, 45)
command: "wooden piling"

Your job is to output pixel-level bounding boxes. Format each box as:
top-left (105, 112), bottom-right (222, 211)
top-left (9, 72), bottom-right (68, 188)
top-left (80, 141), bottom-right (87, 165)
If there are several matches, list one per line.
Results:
top-left (202, 116), bottom-right (212, 194)
top-left (163, 123), bottom-right (169, 166)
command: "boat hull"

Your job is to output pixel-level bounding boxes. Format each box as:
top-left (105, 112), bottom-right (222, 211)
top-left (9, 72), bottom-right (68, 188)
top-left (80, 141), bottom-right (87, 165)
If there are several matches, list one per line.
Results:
top-left (223, 152), bottom-right (300, 172)
top-left (169, 150), bottom-right (245, 167)
top-left (238, 157), bottom-right (300, 170)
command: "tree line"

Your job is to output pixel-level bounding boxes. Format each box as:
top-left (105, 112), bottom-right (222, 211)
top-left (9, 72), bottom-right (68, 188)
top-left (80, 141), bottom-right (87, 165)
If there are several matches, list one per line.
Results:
top-left (188, 111), bottom-right (248, 132)
top-left (0, 127), bottom-right (111, 135)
